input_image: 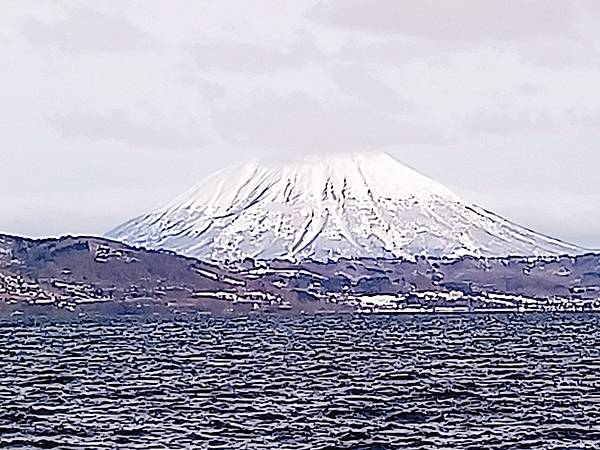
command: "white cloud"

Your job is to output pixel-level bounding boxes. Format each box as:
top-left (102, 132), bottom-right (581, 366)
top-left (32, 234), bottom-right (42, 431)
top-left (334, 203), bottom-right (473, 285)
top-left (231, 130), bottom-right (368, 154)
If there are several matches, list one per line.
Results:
top-left (211, 91), bottom-right (444, 151)
top-left (48, 110), bottom-right (208, 150)
top-left (21, 7), bottom-right (154, 54)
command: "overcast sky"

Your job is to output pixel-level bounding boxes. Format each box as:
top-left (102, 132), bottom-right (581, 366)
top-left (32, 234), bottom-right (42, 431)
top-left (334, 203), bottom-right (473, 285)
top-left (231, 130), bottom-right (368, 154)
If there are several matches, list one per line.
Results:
top-left (1, 0), bottom-right (599, 248)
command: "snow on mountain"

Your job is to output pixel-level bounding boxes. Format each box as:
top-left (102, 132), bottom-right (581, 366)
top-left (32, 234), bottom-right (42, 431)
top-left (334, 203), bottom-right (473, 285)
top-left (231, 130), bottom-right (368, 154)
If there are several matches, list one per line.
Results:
top-left (107, 152), bottom-right (586, 261)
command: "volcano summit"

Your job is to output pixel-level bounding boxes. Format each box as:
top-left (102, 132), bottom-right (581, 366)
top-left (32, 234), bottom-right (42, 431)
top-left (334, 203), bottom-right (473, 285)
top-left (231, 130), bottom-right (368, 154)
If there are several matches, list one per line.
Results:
top-left (108, 152), bottom-right (584, 261)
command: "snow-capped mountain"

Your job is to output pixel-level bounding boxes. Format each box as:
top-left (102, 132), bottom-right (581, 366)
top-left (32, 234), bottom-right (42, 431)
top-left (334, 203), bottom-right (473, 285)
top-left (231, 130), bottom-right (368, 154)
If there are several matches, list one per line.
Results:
top-left (107, 152), bottom-right (585, 261)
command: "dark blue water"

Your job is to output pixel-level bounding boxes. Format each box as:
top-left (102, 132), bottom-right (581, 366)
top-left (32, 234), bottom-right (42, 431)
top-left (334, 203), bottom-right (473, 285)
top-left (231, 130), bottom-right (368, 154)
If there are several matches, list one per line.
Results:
top-left (1, 314), bottom-right (600, 449)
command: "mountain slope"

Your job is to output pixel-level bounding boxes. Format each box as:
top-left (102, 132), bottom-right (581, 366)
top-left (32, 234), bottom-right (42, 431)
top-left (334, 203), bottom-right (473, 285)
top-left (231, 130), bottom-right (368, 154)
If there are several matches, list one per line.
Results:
top-left (0, 233), bottom-right (311, 316)
top-left (107, 152), bottom-right (585, 261)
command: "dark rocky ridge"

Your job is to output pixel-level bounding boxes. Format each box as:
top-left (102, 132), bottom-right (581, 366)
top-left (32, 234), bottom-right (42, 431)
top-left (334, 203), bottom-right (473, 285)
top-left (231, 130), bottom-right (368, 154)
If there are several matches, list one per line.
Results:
top-left (0, 234), bottom-right (342, 317)
top-left (1, 233), bottom-right (599, 317)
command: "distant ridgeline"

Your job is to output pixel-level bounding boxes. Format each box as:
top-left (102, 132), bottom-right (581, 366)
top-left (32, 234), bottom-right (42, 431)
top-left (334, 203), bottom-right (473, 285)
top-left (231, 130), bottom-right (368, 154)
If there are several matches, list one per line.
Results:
top-left (1, 233), bottom-right (599, 317)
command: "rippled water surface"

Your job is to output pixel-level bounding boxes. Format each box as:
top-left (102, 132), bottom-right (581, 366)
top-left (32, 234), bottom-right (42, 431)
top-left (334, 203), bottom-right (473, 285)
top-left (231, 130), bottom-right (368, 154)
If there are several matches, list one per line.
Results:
top-left (2, 314), bottom-right (600, 449)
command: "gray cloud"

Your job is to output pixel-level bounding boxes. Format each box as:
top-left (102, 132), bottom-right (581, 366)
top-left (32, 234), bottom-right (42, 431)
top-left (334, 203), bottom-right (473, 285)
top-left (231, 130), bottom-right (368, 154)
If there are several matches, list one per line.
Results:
top-left (189, 38), bottom-right (322, 72)
top-left (465, 109), bottom-right (558, 135)
top-left (179, 77), bottom-right (228, 102)
top-left (48, 110), bottom-right (208, 149)
top-left (515, 36), bottom-right (600, 67)
top-left (211, 91), bottom-right (444, 151)
top-left (466, 106), bottom-right (600, 135)
top-left (337, 38), bottom-right (447, 65)
top-left (515, 83), bottom-right (545, 96)
top-left (21, 7), bottom-right (153, 54)
top-left (567, 108), bottom-right (600, 128)
top-left (331, 64), bottom-right (413, 114)
top-left (309, 0), bottom-right (574, 40)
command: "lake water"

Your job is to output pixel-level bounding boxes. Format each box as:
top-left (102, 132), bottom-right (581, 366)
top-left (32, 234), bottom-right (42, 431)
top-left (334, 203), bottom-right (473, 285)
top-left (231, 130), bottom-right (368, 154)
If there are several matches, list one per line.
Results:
top-left (1, 314), bottom-right (600, 449)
